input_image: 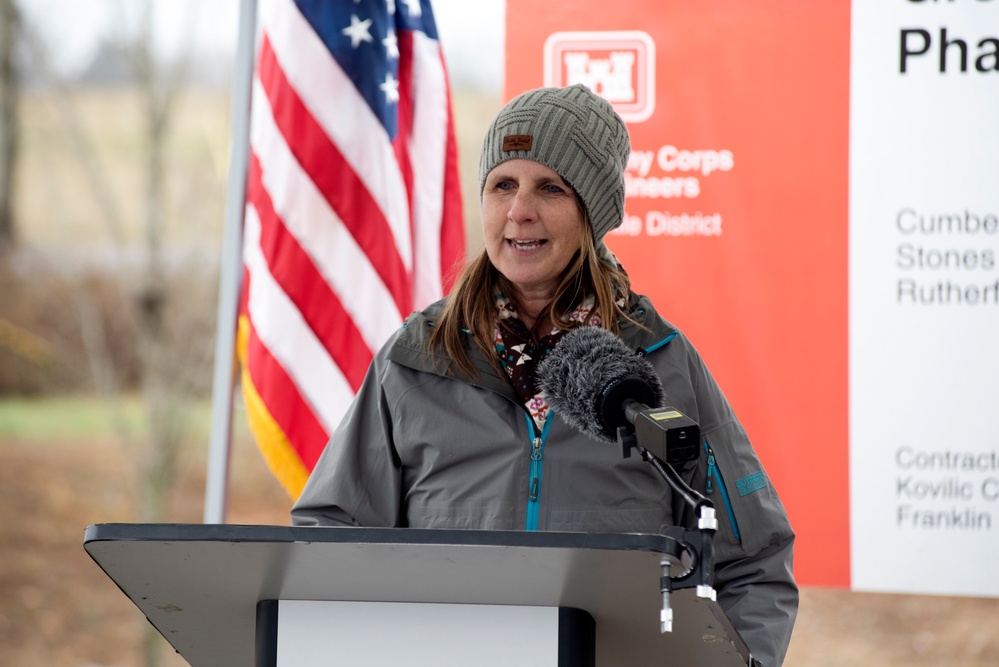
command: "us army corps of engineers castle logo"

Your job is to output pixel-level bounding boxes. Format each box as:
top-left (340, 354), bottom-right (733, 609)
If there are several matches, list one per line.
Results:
top-left (543, 30), bottom-right (656, 123)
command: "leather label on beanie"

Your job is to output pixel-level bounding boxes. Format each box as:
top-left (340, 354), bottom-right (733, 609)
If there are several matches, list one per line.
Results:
top-left (502, 134), bottom-right (533, 151)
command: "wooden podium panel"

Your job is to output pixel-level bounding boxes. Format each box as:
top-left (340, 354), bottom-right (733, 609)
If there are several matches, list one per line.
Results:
top-left (84, 524), bottom-right (752, 667)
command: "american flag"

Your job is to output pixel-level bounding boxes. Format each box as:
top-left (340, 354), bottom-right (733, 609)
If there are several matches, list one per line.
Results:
top-left (237, 0), bottom-right (465, 498)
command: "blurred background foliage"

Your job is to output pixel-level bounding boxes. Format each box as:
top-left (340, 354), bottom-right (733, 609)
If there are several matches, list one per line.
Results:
top-left (0, 2), bottom-right (501, 664)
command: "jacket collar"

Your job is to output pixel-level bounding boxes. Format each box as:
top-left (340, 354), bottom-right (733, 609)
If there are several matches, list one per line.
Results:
top-left (616, 293), bottom-right (678, 352)
top-left (386, 293), bottom-right (678, 394)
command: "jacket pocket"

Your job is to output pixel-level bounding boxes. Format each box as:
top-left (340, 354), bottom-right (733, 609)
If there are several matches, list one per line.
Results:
top-left (696, 425), bottom-right (793, 560)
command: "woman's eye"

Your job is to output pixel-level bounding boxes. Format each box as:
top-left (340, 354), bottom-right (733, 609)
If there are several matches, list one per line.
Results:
top-left (543, 184), bottom-right (565, 194)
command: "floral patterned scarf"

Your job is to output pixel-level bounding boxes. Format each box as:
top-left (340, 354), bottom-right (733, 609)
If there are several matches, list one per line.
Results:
top-left (494, 295), bottom-right (603, 431)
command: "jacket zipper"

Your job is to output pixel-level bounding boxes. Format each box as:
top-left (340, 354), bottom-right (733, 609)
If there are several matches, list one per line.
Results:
top-left (705, 442), bottom-right (741, 541)
top-left (525, 412), bottom-right (553, 531)
top-left (521, 329), bottom-right (678, 530)
top-left (642, 330), bottom-right (678, 355)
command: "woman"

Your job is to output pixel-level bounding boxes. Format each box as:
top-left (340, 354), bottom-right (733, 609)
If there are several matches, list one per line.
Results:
top-left (292, 84), bottom-right (798, 665)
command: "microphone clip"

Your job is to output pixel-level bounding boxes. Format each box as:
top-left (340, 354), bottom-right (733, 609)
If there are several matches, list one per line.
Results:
top-left (618, 425), bottom-right (637, 459)
top-left (616, 424), bottom-right (719, 629)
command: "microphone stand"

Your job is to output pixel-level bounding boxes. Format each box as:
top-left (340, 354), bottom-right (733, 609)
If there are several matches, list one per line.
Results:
top-left (617, 426), bottom-right (719, 635)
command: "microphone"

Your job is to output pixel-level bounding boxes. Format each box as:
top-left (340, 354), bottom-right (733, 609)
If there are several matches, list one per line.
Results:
top-left (537, 326), bottom-right (699, 465)
top-left (538, 326), bottom-right (717, 629)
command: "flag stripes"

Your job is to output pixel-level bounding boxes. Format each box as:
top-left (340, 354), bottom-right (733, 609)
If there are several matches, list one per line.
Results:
top-left (257, 35), bottom-right (414, 318)
top-left (246, 154), bottom-right (374, 392)
top-left (238, 0), bottom-right (464, 497)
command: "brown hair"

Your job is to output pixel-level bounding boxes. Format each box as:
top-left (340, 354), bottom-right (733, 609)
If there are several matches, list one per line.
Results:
top-left (427, 219), bottom-right (634, 379)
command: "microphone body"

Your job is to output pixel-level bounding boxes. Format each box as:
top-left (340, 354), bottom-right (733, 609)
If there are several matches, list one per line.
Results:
top-left (624, 400), bottom-right (700, 466)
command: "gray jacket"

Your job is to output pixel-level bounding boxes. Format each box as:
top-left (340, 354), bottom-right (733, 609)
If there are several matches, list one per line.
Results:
top-left (292, 293), bottom-right (798, 665)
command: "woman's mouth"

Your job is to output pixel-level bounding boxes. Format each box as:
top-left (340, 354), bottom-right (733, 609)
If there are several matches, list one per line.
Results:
top-left (507, 238), bottom-right (547, 250)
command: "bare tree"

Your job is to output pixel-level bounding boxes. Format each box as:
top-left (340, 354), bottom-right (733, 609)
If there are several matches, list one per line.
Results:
top-left (112, 4), bottom-right (207, 666)
top-left (122, 0), bottom-right (196, 526)
top-left (0, 0), bottom-right (21, 253)
top-left (21, 2), bottom-right (219, 666)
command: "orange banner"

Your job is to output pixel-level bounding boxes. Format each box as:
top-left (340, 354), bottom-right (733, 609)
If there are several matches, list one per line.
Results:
top-left (506, 0), bottom-right (851, 587)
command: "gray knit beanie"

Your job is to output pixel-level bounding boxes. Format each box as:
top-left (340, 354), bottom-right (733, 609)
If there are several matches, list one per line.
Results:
top-left (478, 84), bottom-right (631, 244)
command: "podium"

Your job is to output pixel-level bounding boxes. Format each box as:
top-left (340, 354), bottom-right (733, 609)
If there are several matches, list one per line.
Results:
top-left (84, 524), bottom-right (754, 666)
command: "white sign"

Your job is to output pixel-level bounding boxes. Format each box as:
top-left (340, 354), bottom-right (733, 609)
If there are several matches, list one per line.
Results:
top-left (849, 0), bottom-right (999, 596)
top-left (274, 600), bottom-right (562, 665)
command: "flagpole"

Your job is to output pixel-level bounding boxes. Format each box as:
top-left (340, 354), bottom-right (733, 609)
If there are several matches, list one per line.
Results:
top-left (204, 0), bottom-right (259, 524)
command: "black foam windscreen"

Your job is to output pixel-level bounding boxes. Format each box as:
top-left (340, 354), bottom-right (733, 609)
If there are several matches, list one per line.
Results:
top-left (537, 326), bottom-right (664, 442)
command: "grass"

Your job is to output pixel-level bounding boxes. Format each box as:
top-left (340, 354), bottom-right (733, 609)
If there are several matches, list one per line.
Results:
top-left (0, 394), bottom-right (220, 442)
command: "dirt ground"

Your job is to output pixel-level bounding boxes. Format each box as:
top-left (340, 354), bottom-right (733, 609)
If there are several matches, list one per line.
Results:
top-left (1, 433), bottom-right (997, 667)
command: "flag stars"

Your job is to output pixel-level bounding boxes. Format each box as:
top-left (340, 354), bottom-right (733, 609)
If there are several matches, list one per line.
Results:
top-left (386, 0), bottom-right (396, 15)
top-left (341, 14), bottom-right (374, 49)
top-left (402, 0), bottom-right (422, 18)
top-left (380, 72), bottom-right (400, 103)
top-left (383, 30), bottom-right (399, 59)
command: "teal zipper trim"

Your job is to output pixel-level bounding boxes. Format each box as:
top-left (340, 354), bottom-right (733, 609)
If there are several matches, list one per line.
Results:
top-left (643, 331), bottom-right (678, 355)
top-left (705, 442), bottom-right (741, 541)
top-left (522, 330), bottom-right (677, 531)
top-left (525, 412), bottom-right (553, 531)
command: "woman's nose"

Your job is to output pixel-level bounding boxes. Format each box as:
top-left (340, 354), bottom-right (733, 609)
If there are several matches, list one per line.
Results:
top-left (507, 189), bottom-right (537, 224)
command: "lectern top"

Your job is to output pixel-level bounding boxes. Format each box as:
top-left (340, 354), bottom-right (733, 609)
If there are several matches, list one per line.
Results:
top-left (84, 523), bottom-right (751, 667)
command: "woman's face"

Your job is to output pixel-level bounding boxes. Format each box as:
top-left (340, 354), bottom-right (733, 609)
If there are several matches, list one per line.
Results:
top-left (481, 159), bottom-right (585, 303)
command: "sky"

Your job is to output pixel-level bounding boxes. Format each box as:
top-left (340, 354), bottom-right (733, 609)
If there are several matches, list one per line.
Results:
top-left (20, 0), bottom-right (506, 94)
